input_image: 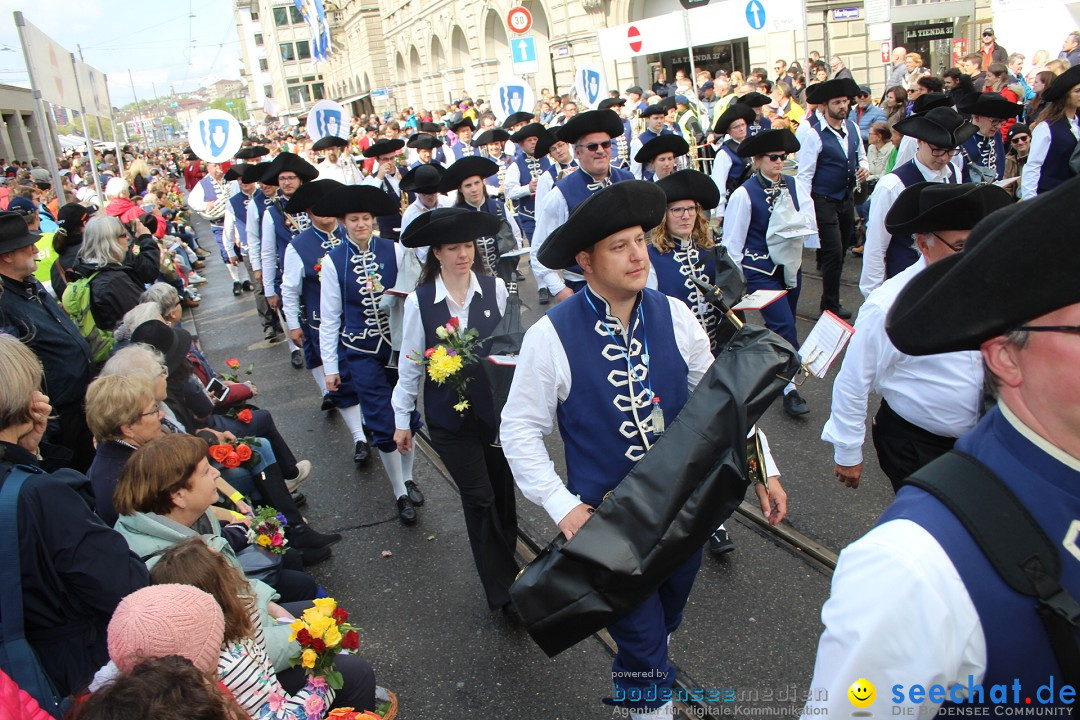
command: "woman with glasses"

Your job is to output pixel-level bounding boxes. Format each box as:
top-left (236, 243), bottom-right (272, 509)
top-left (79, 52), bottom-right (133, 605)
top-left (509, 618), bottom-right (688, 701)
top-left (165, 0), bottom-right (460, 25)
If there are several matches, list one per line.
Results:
top-left (723, 129), bottom-right (819, 417)
top-left (1004, 124), bottom-right (1031, 199)
top-left (1021, 65), bottom-right (1080, 199)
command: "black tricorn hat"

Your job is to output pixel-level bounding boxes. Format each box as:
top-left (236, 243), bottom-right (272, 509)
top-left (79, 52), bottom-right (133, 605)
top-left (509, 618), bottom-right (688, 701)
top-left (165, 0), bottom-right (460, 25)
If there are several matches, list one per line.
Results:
top-left (556, 110), bottom-right (625, 144)
top-left (538, 181), bottom-right (667, 270)
top-left (400, 163), bottom-right (445, 194)
top-left (510, 122), bottom-right (547, 144)
top-left (805, 78), bottom-right (861, 104)
top-left (736, 129), bottom-right (801, 158)
top-left (634, 133), bottom-right (690, 164)
top-left (884, 181), bottom-right (1013, 236)
top-left (894, 106), bottom-right (977, 148)
top-left (234, 146), bottom-right (269, 160)
top-left (657, 96), bottom-right (677, 112)
top-left (713, 102), bottom-right (756, 135)
top-left (910, 92), bottom-right (953, 115)
top-left (1044, 64), bottom-right (1080, 103)
top-left (473, 128), bottom-right (511, 146)
top-left (656, 169), bottom-right (721, 211)
top-left (312, 135), bottom-right (349, 151)
top-left (223, 166), bottom-right (244, 182)
top-left (309, 184), bottom-right (399, 218)
top-left (0, 211), bottom-right (40, 253)
top-left (406, 133), bottom-right (443, 150)
top-left (400, 207), bottom-right (502, 248)
top-left (260, 152), bottom-right (319, 184)
top-left (956, 91), bottom-right (1024, 119)
top-left (438, 156), bottom-right (499, 193)
top-left (447, 116), bottom-right (475, 132)
top-left (501, 111), bottom-right (535, 129)
top-left (736, 92), bottom-right (772, 109)
top-left (419, 122), bottom-right (442, 133)
top-left (534, 128), bottom-right (561, 158)
top-left (641, 103), bottom-right (666, 118)
top-left (598, 97), bottom-right (626, 110)
top-left (284, 179), bottom-right (345, 213)
top-left (885, 176), bottom-right (1080, 356)
top-left (243, 162), bottom-right (272, 184)
top-left (131, 320), bottom-right (191, 375)
top-left (362, 138), bottom-right (405, 159)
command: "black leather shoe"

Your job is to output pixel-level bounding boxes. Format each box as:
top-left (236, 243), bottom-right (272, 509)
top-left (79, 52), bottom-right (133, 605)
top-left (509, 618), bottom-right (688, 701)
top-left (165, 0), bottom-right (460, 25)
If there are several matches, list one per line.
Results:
top-left (300, 545), bottom-right (332, 566)
top-left (264, 326), bottom-right (280, 343)
top-left (783, 390), bottom-right (810, 417)
top-left (290, 349), bottom-right (304, 369)
top-left (242, 280), bottom-right (254, 292)
top-left (290, 524), bottom-right (342, 548)
top-left (405, 480), bottom-right (424, 506)
top-left (320, 394), bottom-right (335, 412)
top-left (538, 288), bottom-right (550, 305)
top-left (290, 491), bottom-right (307, 508)
top-left (397, 496), bottom-right (417, 525)
top-left (353, 440), bottom-right (371, 465)
top-left (833, 307), bottom-right (853, 320)
top-left (232, 281), bottom-right (242, 296)
top-left (709, 527), bottom-right (735, 554)
top-left (501, 600), bottom-right (521, 621)
top-left (512, 270), bottom-right (525, 281)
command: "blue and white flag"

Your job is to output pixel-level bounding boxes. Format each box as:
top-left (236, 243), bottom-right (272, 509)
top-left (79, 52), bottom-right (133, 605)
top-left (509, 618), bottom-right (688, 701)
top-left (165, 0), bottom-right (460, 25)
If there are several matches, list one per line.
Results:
top-left (294, 0), bottom-right (332, 61)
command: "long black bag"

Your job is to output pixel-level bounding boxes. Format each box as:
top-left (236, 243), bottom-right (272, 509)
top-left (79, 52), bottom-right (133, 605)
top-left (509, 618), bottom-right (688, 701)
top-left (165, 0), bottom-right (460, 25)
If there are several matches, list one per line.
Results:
top-left (481, 282), bottom-right (525, 439)
top-left (509, 318), bottom-right (800, 657)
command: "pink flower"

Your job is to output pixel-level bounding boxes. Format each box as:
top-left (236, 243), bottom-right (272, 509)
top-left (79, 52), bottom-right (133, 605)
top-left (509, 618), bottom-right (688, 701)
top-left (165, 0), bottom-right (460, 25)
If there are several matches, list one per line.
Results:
top-left (309, 676), bottom-right (328, 690)
top-left (304, 693), bottom-right (327, 718)
top-left (271, 533), bottom-right (284, 546)
top-left (267, 692), bottom-right (286, 713)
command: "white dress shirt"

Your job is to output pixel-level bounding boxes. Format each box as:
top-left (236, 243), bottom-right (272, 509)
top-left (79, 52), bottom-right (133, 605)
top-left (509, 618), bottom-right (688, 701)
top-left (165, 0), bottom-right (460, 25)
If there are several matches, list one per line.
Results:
top-left (317, 156), bottom-right (363, 185)
top-left (280, 244), bottom-right (305, 332)
top-left (259, 199), bottom-right (289, 297)
top-left (503, 160), bottom-right (534, 202)
top-left (530, 186), bottom-right (577, 295)
top-left (795, 117), bottom-right (868, 192)
top-left (629, 136), bottom-right (647, 180)
top-left (362, 171), bottom-right (402, 197)
top-left (859, 156), bottom-right (955, 298)
top-left (390, 272), bottom-right (509, 430)
top-left (1020, 117), bottom-right (1079, 201)
top-left (318, 238), bottom-right (407, 377)
top-left (722, 177), bottom-right (820, 267)
top-left (186, 175), bottom-right (229, 221)
top-left (709, 140), bottom-right (735, 217)
top-left (500, 290), bottom-right (714, 525)
top-left (400, 196), bottom-right (454, 264)
top-left (221, 192), bottom-right (251, 261)
top-left (821, 256), bottom-right (983, 467)
top-left (245, 195), bottom-right (264, 272)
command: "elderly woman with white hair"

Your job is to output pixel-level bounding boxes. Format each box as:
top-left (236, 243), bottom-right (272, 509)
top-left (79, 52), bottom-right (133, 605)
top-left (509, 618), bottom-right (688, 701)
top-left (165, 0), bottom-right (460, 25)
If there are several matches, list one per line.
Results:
top-left (104, 177), bottom-right (145, 225)
top-left (69, 215), bottom-right (161, 332)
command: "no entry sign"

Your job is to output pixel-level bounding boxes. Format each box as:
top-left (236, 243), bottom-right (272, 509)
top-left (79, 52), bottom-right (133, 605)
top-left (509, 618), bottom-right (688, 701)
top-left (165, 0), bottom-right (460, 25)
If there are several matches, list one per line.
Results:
top-left (628, 25), bottom-right (643, 52)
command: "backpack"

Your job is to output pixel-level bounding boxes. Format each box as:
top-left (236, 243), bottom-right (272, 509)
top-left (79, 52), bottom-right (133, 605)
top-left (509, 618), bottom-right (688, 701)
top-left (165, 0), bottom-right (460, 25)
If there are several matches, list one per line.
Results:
top-left (60, 272), bottom-right (114, 363)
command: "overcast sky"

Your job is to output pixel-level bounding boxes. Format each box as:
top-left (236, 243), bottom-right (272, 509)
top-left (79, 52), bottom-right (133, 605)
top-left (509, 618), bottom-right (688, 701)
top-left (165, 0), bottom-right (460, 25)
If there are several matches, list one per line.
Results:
top-left (0, 0), bottom-right (243, 106)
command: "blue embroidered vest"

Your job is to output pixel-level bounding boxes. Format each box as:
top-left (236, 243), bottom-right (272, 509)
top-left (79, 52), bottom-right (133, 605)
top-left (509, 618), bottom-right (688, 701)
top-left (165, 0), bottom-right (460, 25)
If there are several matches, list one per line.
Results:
top-left (1038, 119), bottom-right (1078, 195)
top-left (721, 140), bottom-right (749, 195)
top-left (610, 119), bottom-right (633, 167)
top-left (415, 275), bottom-right (501, 432)
top-left (451, 140), bottom-right (477, 160)
top-left (459, 199), bottom-right (507, 275)
top-left (961, 132), bottom-right (1006, 182)
top-left (884, 161), bottom-right (958, 278)
top-left (228, 192), bottom-right (251, 251)
top-left (485, 154), bottom-right (512, 195)
top-left (648, 237), bottom-right (722, 353)
top-left (878, 408), bottom-right (1080, 712)
top-left (811, 121), bottom-right (860, 199)
top-left (328, 237), bottom-right (398, 355)
top-left (375, 177), bottom-right (403, 240)
top-left (741, 174), bottom-right (800, 277)
top-left (512, 153), bottom-right (549, 223)
top-left (266, 197), bottom-right (306, 291)
top-left (556, 167), bottom-right (634, 277)
top-left (548, 287), bottom-right (689, 506)
top-left (252, 188), bottom-right (270, 225)
top-left (291, 225), bottom-right (345, 330)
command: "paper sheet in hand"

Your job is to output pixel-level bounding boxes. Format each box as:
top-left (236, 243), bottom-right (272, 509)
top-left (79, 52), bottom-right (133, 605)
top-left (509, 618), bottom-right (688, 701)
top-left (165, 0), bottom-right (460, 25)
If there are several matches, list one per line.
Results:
top-left (731, 289), bottom-right (787, 311)
top-left (487, 355), bottom-right (519, 366)
top-left (499, 247), bottom-right (531, 258)
top-left (994, 176), bottom-right (1020, 188)
top-left (798, 311), bottom-right (854, 378)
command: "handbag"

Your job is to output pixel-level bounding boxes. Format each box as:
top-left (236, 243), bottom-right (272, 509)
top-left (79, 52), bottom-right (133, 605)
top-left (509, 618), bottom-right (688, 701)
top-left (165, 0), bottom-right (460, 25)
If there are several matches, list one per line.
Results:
top-left (711, 237), bottom-right (746, 303)
top-left (221, 523), bottom-right (282, 586)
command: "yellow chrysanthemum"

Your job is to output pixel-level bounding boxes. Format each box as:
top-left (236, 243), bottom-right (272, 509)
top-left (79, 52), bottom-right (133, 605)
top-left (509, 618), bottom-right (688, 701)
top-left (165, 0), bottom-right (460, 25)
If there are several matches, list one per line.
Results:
top-left (311, 598), bottom-right (337, 617)
top-left (288, 618), bottom-right (306, 643)
top-left (427, 349), bottom-right (463, 384)
top-left (453, 400), bottom-right (470, 412)
top-left (301, 648), bottom-right (318, 669)
top-left (257, 535), bottom-right (272, 547)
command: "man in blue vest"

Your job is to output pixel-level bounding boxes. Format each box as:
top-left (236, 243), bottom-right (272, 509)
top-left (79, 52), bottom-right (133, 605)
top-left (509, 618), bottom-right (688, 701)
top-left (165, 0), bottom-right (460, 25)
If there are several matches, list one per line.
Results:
top-left (447, 117), bottom-right (479, 161)
top-left (956, 91), bottom-right (1024, 183)
top-left (804, 175), bottom-right (1080, 717)
top-left (598, 96), bottom-right (632, 169)
top-left (709, 102), bottom-right (755, 223)
top-left (503, 181), bottom-right (720, 720)
top-left (405, 133), bottom-right (445, 172)
top-left (243, 161), bottom-right (282, 343)
top-left (859, 106), bottom-right (975, 297)
top-left (361, 138), bottom-right (406, 242)
top-left (532, 110), bottom-right (636, 302)
top-left (633, 134), bottom-right (689, 183)
top-left (629, 104), bottom-right (673, 180)
top-left (223, 164), bottom-right (259, 297)
top-left (475, 128), bottom-right (513, 198)
top-left (796, 77), bottom-right (868, 319)
top-left (503, 122), bottom-right (551, 243)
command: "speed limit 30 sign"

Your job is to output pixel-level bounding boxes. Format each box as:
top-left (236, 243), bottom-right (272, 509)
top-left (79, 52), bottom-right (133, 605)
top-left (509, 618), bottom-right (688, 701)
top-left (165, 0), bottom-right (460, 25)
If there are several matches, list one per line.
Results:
top-left (507, 6), bottom-right (532, 34)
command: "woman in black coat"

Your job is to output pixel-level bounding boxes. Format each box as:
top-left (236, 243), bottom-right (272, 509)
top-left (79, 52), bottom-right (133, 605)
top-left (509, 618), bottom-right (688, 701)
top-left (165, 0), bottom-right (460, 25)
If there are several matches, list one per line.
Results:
top-left (50, 202), bottom-right (95, 297)
top-left (69, 215), bottom-right (160, 332)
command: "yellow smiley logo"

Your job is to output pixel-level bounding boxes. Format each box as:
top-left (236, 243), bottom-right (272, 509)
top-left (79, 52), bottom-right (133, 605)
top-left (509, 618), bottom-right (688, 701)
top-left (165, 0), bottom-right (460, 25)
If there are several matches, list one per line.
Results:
top-left (848, 678), bottom-right (876, 708)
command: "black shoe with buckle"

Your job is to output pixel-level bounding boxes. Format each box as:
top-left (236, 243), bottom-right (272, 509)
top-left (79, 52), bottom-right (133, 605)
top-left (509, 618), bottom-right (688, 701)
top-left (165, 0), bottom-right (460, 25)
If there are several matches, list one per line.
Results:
top-left (405, 480), bottom-right (424, 506)
top-left (320, 394), bottom-right (335, 412)
top-left (353, 440), bottom-right (371, 465)
top-left (709, 527), bottom-right (735, 554)
top-left (538, 288), bottom-right (550, 305)
top-left (290, 349), bottom-right (304, 369)
top-left (242, 280), bottom-right (254, 292)
top-left (232, 281), bottom-right (242, 296)
top-left (397, 496), bottom-right (417, 525)
top-left (783, 390), bottom-right (810, 417)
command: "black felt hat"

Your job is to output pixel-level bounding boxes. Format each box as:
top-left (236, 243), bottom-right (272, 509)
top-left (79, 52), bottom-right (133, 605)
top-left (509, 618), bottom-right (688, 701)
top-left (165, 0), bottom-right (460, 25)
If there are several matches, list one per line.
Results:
top-left (657, 96), bottom-right (677, 112)
top-left (656, 169), bottom-right (721, 210)
top-left (537, 181), bottom-right (667, 270)
top-left (309, 184), bottom-right (399, 218)
top-left (1008, 123), bottom-right (1031, 140)
top-left (634, 134), bottom-right (690, 164)
top-left (885, 176), bottom-right (1080, 356)
top-left (448, 117), bottom-right (475, 133)
top-left (400, 207), bottom-right (502, 248)
top-left (510, 122), bottom-right (547, 144)
top-left (234, 146), bottom-right (270, 160)
top-left (131, 320), bottom-right (191, 375)
top-left (223, 166), bottom-right (244, 182)
top-left (884, 181), bottom-right (1013, 236)
top-left (736, 92), bottom-right (772, 109)
top-left (0, 211), bottom-right (40, 253)
top-left (894, 106), bottom-right (978, 148)
top-left (713, 102), bottom-right (756, 135)
top-left (534, 129), bottom-right (562, 158)
top-left (473, 129), bottom-right (511, 146)
top-left (641, 103), bottom-right (666, 118)
top-left (312, 135), bottom-right (349, 151)
top-left (910, 92), bottom-right (953, 115)
top-left (805, 78), bottom-right (861, 104)
top-left (419, 122), bottom-right (442, 133)
top-left (284, 179), bottom-right (345, 213)
top-left (243, 162), bottom-right (272, 184)
top-left (598, 97), bottom-right (626, 110)
top-left (736, 129), bottom-right (801, 158)
top-left (362, 138), bottom-right (405, 159)
top-left (260, 152), bottom-right (319, 184)
top-left (406, 133), bottom-right (443, 150)
top-left (956, 91), bottom-right (1024, 119)
top-left (438, 156), bottom-right (499, 193)
top-left (555, 110), bottom-right (625, 144)
top-left (1044, 64), bottom-right (1080, 103)
top-left (400, 163), bottom-right (445, 194)
top-left (501, 111), bottom-right (535, 129)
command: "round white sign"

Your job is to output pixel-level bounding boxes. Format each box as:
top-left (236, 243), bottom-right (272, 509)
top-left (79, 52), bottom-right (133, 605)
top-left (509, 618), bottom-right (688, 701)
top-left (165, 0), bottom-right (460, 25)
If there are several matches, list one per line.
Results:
top-left (489, 77), bottom-right (536, 123)
top-left (187, 109), bottom-right (244, 163)
top-left (305, 100), bottom-right (352, 142)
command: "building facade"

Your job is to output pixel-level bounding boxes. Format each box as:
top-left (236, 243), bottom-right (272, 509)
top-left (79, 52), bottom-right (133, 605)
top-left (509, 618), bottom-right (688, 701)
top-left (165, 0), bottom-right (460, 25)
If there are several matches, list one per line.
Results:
top-left (0, 84), bottom-right (52, 164)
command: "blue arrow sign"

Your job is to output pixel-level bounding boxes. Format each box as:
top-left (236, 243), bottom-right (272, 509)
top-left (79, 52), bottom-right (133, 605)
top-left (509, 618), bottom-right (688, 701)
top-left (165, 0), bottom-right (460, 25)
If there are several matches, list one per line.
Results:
top-left (745, 0), bottom-right (766, 29)
top-left (513, 36), bottom-right (536, 63)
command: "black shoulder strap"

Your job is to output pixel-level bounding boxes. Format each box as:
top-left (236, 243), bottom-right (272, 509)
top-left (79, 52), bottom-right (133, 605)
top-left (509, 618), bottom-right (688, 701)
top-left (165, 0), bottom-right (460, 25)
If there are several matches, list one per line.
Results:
top-left (906, 450), bottom-right (1080, 687)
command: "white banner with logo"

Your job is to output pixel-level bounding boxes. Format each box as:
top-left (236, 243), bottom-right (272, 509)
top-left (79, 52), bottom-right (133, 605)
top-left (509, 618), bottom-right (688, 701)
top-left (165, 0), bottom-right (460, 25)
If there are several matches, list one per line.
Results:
top-left (489, 77), bottom-right (536, 123)
top-left (306, 100), bottom-right (351, 141)
top-left (187, 110), bottom-right (244, 163)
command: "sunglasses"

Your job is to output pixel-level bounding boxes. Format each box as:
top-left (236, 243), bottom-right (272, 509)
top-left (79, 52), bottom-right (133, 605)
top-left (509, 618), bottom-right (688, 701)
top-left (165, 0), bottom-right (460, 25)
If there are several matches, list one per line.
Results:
top-left (1011, 136), bottom-right (1030, 144)
top-left (577, 140), bottom-right (612, 153)
top-left (763, 153), bottom-right (788, 161)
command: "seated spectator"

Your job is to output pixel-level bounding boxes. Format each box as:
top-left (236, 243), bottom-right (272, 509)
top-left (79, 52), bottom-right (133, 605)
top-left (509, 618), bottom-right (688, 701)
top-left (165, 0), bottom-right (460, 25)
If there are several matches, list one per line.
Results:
top-left (0, 333), bottom-right (148, 706)
top-left (70, 215), bottom-right (161, 332)
top-left (111, 301), bottom-right (165, 349)
top-left (103, 178), bottom-right (145, 225)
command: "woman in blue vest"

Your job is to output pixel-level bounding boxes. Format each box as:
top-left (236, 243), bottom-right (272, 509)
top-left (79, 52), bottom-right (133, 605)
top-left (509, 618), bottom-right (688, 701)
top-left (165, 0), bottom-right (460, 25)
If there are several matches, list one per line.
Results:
top-left (313, 185), bottom-right (424, 525)
top-left (709, 102), bottom-right (755, 221)
top-left (360, 138), bottom-right (406, 242)
top-left (438, 156), bottom-right (521, 282)
top-left (391, 208), bottom-right (520, 614)
top-left (474, 128), bottom-right (513, 198)
top-left (503, 122), bottom-right (551, 243)
top-left (955, 92), bottom-right (1023, 183)
top-left (1021, 64), bottom-right (1080, 199)
top-left (725, 129), bottom-right (820, 418)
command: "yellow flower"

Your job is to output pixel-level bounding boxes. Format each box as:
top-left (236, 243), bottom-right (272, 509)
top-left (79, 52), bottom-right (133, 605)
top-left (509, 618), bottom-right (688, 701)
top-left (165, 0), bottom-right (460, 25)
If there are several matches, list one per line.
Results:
top-left (453, 400), bottom-right (470, 412)
top-left (257, 535), bottom-right (272, 547)
top-left (288, 619), bottom-right (306, 643)
top-left (301, 648), bottom-right (317, 669)
top-left (322, 622), bottom-right (342, 649)
top-left (307, 615), bottom-right (336, 641)
top-left (427, 349), bottom-right (463, 384)
top-left (311, 598), bottom-right (337, 617)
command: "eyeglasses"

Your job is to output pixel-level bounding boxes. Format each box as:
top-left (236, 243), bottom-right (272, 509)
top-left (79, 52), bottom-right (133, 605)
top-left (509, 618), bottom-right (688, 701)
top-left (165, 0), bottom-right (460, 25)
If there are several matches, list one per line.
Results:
top-left (668, 205), bottom-right (698, 217)
top-left (1016, 325), bottom-right (1080, 336)
top-left (927, 145), bottom-right (961, 158)
top-left (577, 140), bottom-right (612, 153)
top-left (929, 231), bottom-right (965, 253)
top-left (1011, 136), bottom-right (1030, 144)
top-left (982, 32), bottom-right (994, 37)
top-left (139, 407), bottom-right (161, 418)
top-left (763, 153), bottom-right (788, 162)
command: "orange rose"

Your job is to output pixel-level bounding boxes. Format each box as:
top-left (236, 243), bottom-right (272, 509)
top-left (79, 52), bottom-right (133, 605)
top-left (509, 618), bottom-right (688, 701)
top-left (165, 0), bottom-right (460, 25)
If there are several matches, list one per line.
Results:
top-left (237, 409), bottom-right (253, 424)
top-left (223, 452), bottom-right (241, 469)
top-left (208, 445), bottom-right (231, 463)
top-left (225, 358), bottom-right (241, 369)
top-left (235, 444), bottom-right (253, 462)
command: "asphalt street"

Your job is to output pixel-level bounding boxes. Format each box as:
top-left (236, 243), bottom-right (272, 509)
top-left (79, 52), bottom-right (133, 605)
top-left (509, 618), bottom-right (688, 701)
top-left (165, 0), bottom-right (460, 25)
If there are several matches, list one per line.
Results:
top-left (186, 211), bottom-right (892, 718)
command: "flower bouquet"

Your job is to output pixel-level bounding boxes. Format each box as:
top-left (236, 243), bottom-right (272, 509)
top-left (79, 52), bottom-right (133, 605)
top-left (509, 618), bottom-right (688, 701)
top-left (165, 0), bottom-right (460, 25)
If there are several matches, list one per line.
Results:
top-left (288, 598), bottom-right (361, 690)
top-left (247, 506), bottom-right (288, 555)
top-left (406, 317), bottom-right (482, 414)
top-left (208, 437), bottom-right (261, 470)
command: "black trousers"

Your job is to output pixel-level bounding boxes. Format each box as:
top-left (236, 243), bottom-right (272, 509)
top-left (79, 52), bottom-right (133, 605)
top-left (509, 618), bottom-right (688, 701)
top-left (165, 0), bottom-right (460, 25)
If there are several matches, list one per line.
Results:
top-left (273, 548), bottom-right (318, 602)
top-left (428, 419), bottom-right (520, 610)
top-left (242, 252), bottom-right (280, 333)
top-left (871, 399), bottom-right (957, 493)
top-left (278, 602), bottom-right (377, 710)
top-left (812, 193), bottom-right (854, 313)
top-left (44, 402), bottom-right (95, 474)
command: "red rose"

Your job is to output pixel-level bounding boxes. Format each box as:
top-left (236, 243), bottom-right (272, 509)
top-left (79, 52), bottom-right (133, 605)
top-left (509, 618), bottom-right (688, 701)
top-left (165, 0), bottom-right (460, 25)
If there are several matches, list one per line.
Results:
top-left (208, 444), bottom-right (231, 463)
top-left (311, 637), bottom-right (326, 653)
top-left (226, 358), bottom-right (240, 369)
top-left (296, 628), bottom-right (312, 647)
top-left (223, 452), bottom-right (241, 469)
top-left (235, 444), bottom-right (253, 462)
top-left (341, 629), bottom-right (359, 651)
top-left (332, 607), bottom-right (349, 625)
top-left (447, 316), bottom-right (460, 329)
top-left (237, 409), bottom-right (253, 424)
